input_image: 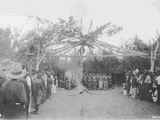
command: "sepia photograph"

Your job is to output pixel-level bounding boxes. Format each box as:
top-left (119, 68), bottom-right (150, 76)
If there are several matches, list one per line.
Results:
top-left (0, 0), bottom-right (160, 119)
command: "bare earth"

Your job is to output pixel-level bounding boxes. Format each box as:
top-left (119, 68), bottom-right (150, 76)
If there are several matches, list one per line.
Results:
top-left (26, 87), bottom-right (160, 120)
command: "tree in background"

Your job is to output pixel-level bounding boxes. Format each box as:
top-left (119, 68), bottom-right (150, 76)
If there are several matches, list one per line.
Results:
top-left (150, 33), bottom-right (160, 72)
top-left (123, 36), bottom-right (150, 71)
top-left (10, 16), bottom-right (147, 90)
top-left (84, 35), bottom-right (150, 74)
top-left (13, 16), bottom-right (56, 71)
top-left (50, 16), bottom-right (122, 88)
top-left (0, 28), bottom-right (13, 59)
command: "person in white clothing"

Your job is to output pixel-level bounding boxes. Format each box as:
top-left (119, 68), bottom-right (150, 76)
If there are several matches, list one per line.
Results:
top-left (51, 75), bottom-right (58, 94)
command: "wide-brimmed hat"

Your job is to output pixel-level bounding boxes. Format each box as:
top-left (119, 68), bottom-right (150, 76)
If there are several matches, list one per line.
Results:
top-left (0, 59), bottom-right (26, 79)
top-left (6, 69), bottom-right (26, 79)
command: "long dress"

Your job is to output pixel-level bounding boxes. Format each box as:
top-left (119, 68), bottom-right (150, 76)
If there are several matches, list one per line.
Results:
top-left (142, 75), bottom-right (152, 101)
top-left (130, 75), bottom-right (138, 98)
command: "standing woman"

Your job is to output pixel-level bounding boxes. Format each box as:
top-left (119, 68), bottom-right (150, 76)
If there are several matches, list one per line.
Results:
top-left (142, 71), bottom-right (153, 101)
top-left (126, 71), bottom-right (131, 96)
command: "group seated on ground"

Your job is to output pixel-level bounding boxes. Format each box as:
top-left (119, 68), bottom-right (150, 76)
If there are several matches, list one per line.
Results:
top-left (123, 69), bottom-right (160, 104)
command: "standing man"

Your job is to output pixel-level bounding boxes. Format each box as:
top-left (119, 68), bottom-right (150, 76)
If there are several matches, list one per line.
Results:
top-left (31, 70), bottom-right (44, 114)
top-left (41, 71), bottom-right (48, 100)
top-left (46, 71), bottom-right (53, 98)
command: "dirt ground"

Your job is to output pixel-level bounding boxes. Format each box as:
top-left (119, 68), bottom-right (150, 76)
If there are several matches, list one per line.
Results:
top-left (4, 87), bottom-right (160, 119)
top-left (29, 87), bottom-right (160, 120)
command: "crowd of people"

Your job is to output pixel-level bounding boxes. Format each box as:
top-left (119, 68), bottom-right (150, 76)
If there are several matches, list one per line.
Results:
top-left (0, 60), bottom-right (59, 118)
top-left (82, 73), bottom-right (112, 90)
top-left (4, 59), bottom-right (160, 118)
top-left (123, 69), bottom-right (160, 103)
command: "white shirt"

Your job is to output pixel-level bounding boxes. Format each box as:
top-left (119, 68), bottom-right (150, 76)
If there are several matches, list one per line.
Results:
top-left (26, 75), bottom-right (32, 87)
top-left (156, 76), bottom-right (160, 85)
top-left (42, 74), bottom-right (48, 87)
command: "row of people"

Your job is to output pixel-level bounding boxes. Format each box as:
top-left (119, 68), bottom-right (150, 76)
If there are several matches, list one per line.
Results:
top-left (82, 73), bottom-right (112, 90)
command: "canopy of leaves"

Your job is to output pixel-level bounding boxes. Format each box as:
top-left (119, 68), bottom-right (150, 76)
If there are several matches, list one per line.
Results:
top-left (84, 36), bottom-right (151, 74)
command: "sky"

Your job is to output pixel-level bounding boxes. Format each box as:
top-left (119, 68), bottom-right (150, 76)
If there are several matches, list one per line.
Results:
top-left (0, 0), bottom-right (160, 46)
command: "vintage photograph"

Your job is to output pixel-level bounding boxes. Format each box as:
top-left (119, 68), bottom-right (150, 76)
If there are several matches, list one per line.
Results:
top-left (0, 0), bottom-right (160, 119)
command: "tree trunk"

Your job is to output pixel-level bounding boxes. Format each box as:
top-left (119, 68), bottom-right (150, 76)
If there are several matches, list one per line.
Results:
top-left (150, 58), bottom-right (155, 72)
top-left (36, 59), bottom-right (40, 71)
top-left (75, 55), bottom-right (87, 93)
top-left (150, 49), bottom-right (155, 72)
top-left (150, 40), bottom-right (159, 72)
top-left (36, 43), bottom-right (44, 71)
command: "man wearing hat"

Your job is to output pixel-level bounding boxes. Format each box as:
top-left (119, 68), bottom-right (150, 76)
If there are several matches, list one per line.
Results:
top-left (1, 62), bottom-right (27, 87)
